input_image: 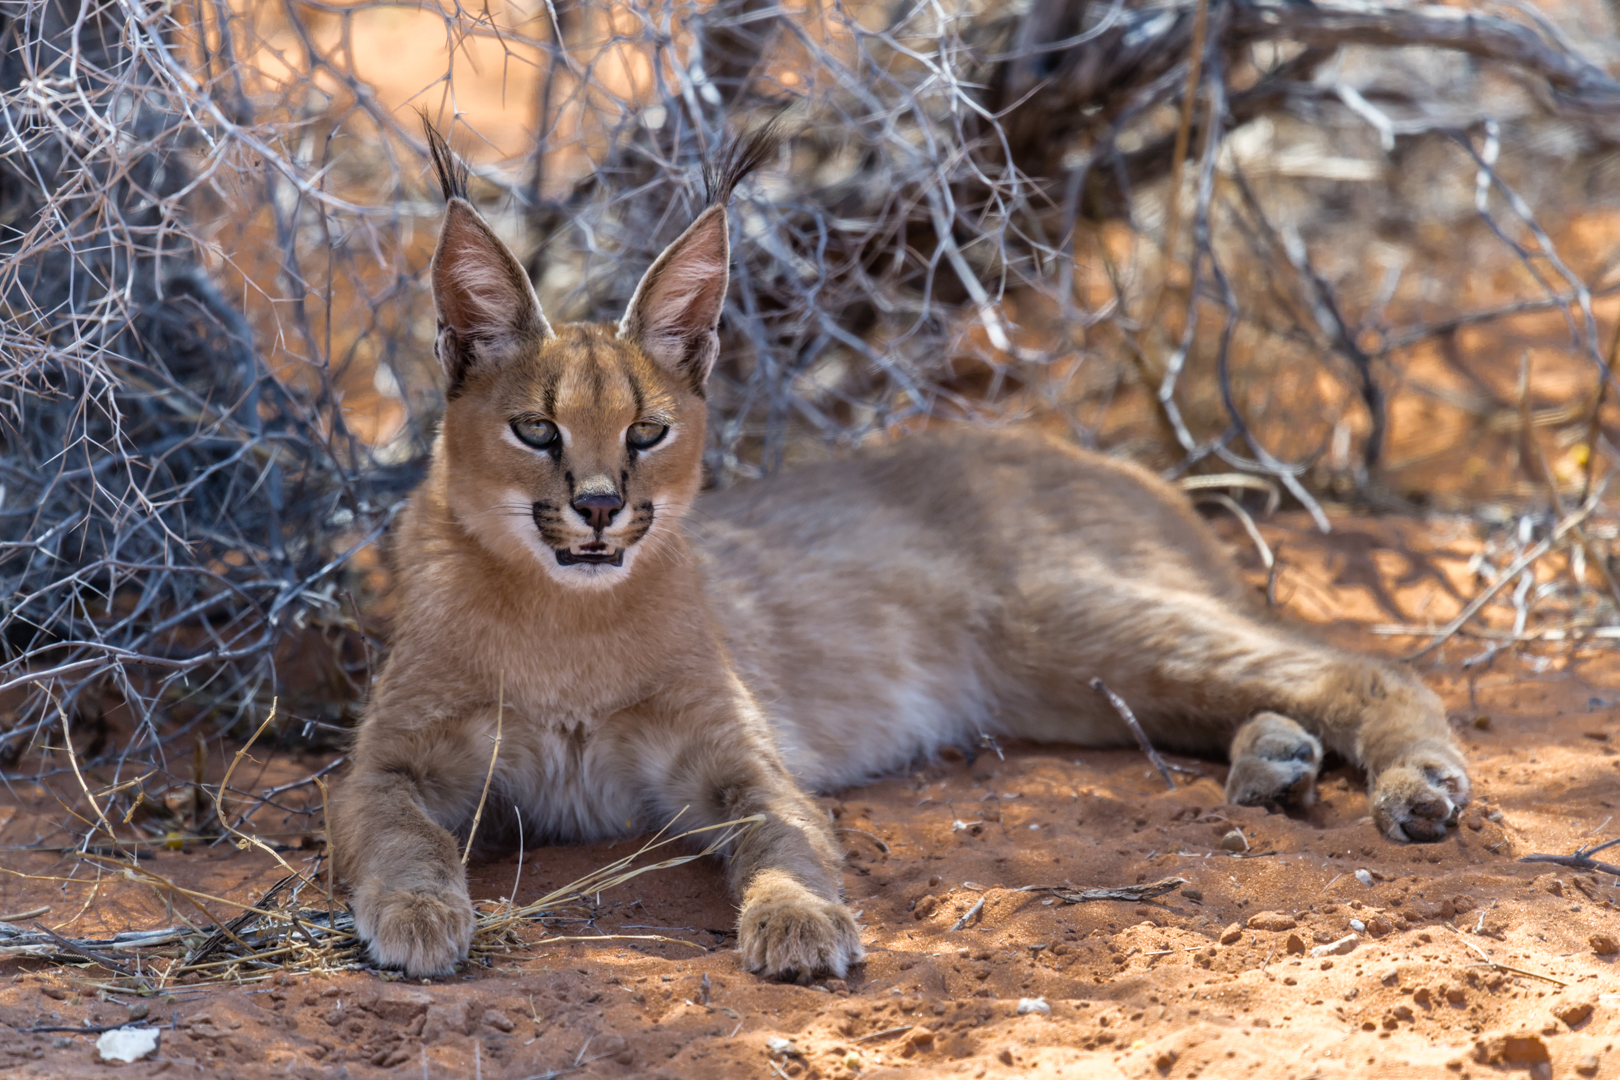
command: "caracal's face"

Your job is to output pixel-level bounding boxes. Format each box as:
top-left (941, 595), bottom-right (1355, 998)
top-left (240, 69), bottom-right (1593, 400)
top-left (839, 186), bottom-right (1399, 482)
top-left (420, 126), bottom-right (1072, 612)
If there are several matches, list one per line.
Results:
top-left (423, 186), bottom-right (730, 592)
top-left (441, 325), bottom-right (706, 589)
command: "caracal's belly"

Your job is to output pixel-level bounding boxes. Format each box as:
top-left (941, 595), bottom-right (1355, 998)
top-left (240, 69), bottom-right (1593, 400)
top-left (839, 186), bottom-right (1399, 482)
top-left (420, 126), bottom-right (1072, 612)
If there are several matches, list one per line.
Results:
top-left (688, 428), bottom-right (1229, 790)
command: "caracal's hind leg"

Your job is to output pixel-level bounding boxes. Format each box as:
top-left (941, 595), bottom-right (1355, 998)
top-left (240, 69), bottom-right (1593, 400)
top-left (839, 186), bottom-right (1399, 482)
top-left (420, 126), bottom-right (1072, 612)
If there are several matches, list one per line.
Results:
top-left (1224, 712), bottom-right (1322, 811)
top-left (1283, 646), bottom-right (1470, 841)
top-left (1013, 587), bottom-right (1471, 842)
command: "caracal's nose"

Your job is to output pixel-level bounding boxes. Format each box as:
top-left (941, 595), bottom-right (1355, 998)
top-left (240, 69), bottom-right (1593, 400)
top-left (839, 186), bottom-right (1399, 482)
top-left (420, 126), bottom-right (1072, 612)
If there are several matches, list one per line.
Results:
top-left (571, 490), bottom-right (624, 530)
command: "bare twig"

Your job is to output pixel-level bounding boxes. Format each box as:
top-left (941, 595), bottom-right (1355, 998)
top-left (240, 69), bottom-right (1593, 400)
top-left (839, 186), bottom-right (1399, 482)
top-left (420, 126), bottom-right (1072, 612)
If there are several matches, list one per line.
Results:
top-left (1518, 837), bottom-right (1620, 878)
top-left (1090, 678), bottom-right (1176, 791)
top-left (948, 896), bottom-right (986, 932)
top-left (1015, 877), bottom-right (1187, 904)
top-left (1406, 486), bottom-right (1610, 660)
top-left (1450, 929), bottom-right (1570, 987)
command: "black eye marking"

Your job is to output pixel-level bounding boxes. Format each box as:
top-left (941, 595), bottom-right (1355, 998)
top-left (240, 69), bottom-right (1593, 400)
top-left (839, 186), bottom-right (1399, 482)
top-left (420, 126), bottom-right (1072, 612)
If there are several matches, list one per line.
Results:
top-left (626, 421), bottom-right (668, 451)
top-left (511, 417), bottom-right (561, 453)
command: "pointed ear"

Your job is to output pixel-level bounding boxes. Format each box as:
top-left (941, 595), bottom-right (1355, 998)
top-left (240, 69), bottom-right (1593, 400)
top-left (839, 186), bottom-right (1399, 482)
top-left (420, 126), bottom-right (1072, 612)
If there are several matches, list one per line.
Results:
top-left (618, 205), bottom-right (729, 391)
top-left (431, 199), bottom-right (552, 395)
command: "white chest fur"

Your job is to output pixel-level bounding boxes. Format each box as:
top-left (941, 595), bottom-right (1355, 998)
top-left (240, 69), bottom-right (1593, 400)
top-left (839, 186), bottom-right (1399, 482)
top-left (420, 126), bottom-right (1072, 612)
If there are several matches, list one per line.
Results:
top-left (480, 714), bottom-right (646, 844)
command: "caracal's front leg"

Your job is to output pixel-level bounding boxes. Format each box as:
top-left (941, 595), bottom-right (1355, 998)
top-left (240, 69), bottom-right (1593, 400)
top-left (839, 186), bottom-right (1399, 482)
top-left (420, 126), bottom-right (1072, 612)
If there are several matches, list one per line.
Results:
top-left (632, 675), bottom-right (862, 982)
top-left (330, 715), bottom-right (483, 976)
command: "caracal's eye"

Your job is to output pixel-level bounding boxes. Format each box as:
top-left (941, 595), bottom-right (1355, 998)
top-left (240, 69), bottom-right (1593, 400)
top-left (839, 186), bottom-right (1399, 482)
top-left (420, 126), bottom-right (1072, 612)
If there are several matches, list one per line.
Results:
top-left (511, 417), bottom-right (560, 450)
top-left (627, 421), bottom-right (668, 450)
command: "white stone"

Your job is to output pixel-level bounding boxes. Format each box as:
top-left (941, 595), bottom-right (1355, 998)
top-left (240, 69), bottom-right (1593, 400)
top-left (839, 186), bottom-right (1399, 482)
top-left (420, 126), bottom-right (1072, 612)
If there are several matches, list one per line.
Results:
top-left (1016, 997), bottom-right (1051, 1015)
top-left (97, 1026), bottom-right (160, 1063)
top-left (1309, 934), bottom-right (1359, 958)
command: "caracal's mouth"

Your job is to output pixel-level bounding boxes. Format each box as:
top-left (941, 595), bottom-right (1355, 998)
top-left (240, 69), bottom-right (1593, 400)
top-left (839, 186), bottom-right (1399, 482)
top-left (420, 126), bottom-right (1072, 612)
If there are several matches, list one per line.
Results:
top-left (555, 543), bottom-right (624, 567)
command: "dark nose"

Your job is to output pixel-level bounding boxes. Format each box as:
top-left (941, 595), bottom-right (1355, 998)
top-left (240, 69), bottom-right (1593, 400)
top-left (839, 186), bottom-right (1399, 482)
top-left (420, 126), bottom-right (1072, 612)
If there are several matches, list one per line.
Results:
top-left (571, 491), bottom-right (624, 531)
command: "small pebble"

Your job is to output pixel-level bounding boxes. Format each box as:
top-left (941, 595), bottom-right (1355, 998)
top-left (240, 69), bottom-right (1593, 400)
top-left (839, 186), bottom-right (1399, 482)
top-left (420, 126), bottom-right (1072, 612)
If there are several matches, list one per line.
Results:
top-left (1219, 923), bottom-right (1243, 945)
top-left (1553, 1001), bottom-right (1595, 1027)
top-left (1246, 911), bottom-right (1297, 932)
top-left (1591, 934), bottom-right (1619, 957)
top-left (767, 1037), bottom-right (801, 1058)
top-left (1016, 997), bottom-right (1050, 1016)
top-left (1220, 829), bottom-right (1249, 853)
top-left (1349, 919), bottom-right (1366, 933)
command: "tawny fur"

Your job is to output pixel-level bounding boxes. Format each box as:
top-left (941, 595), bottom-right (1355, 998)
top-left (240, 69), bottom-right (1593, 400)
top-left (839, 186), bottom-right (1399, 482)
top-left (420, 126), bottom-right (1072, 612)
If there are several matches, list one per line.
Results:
top-left (330, 161), bottom-right (1470, 981)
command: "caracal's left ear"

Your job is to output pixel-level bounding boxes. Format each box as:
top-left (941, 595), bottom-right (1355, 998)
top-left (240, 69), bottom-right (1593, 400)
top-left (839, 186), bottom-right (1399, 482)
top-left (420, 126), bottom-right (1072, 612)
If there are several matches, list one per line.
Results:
top-left (617, 204), bottom-right (730, 393)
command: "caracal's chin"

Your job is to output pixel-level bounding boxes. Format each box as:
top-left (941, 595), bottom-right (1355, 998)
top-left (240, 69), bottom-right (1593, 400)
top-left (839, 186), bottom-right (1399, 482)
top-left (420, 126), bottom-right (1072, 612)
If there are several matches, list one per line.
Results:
top-left (542, 543), bottom-right (639, 589)
top-left (534, 526), bottom-right (677, 590)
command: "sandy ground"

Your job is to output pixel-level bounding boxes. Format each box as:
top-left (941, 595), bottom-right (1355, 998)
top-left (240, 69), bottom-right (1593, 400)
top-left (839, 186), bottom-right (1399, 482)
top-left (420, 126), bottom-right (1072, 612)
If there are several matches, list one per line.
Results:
top-left (2, 510), bottom-right (1618, 1080)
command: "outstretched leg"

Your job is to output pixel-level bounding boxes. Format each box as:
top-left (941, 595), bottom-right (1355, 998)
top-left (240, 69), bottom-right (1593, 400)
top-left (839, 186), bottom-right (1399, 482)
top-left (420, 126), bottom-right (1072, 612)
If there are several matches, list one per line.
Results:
top-left (1013, 586), bottom-right (1471, 842)
top-left (330, 718), bottom-right (484, 976)
top-left (626, 677), bottom-right (863, 983)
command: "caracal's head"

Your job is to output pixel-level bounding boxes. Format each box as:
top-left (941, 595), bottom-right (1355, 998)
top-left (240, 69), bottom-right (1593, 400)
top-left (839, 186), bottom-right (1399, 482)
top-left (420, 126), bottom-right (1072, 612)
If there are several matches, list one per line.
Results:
top-left (424, 132), bottom-right (759, 591)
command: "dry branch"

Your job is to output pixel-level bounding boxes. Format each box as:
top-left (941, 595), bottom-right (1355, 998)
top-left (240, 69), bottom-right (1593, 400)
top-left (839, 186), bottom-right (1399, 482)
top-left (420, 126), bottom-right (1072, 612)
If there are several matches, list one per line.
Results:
top-left (1016, 877), bottom-right (1188, 904)
top-left (1518, 837), bottom-right (1620, 878)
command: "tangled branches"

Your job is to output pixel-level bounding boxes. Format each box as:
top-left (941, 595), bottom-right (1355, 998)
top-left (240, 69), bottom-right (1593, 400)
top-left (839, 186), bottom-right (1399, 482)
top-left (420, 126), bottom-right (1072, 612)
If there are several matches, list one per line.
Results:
top-left (2, 0), bottom-right (1619, 771)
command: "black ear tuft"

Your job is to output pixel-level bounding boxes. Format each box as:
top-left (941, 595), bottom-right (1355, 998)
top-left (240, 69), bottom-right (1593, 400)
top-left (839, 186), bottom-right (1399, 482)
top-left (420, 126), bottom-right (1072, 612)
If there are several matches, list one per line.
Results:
top-left (421, 114), bottom-right (469, 203)
top-left (701, 118), bottom-right (784, 207)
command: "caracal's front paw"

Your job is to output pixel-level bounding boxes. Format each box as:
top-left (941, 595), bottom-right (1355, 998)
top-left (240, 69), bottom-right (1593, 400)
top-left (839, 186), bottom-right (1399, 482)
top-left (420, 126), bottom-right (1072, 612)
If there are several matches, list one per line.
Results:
top-left (738, 883), bottom-right (863, 984)
top-left (353, 881), bottom-right (475, 977)
top-left (1371, 744), bottom-right (1471, 843)
top-left (1225, 711), bottom-right (1322, 810)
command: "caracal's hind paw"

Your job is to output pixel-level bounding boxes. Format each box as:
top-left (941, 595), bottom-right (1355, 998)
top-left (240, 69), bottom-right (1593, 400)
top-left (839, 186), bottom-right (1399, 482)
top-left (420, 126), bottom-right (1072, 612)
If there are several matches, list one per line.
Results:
top-left (1224, 711), bottom-right (1323, 810)
top-left (1371, 745), bottom-right (1471, 842)
top-left (353, 882), bottom-right (475, 977)
top-left (738, 879), bottom-right (863, 984)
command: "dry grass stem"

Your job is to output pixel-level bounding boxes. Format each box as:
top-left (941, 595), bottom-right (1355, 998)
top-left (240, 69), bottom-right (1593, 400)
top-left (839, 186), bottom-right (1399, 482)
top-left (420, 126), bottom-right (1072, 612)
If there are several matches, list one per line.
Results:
top-left (464, 671), bottom-right (506, 865)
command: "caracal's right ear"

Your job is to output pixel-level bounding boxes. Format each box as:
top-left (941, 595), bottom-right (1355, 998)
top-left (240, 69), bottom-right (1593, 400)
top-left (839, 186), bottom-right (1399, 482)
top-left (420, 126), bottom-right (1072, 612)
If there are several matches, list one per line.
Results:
top-left (424, 122), bottom-right (552, 397)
